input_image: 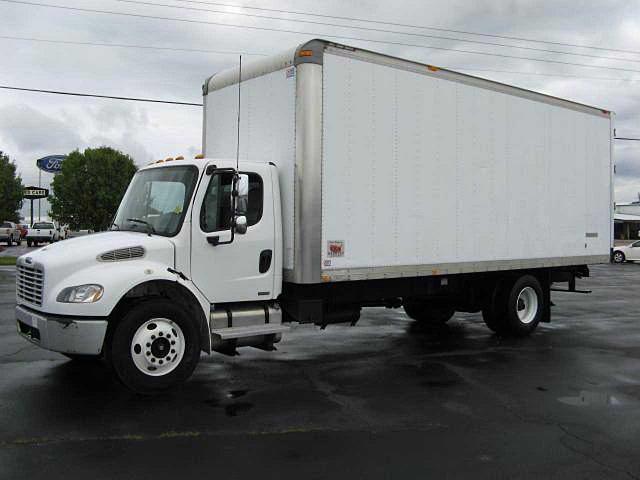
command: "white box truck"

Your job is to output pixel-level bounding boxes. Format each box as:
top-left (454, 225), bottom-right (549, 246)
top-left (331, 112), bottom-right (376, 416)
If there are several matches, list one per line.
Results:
top-left (15, 40), bottom-right (613, 393)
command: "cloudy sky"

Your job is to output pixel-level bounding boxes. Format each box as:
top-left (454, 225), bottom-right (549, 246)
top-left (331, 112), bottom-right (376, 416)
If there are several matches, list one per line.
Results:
top-left (0, 0), bottom-right (638, 220)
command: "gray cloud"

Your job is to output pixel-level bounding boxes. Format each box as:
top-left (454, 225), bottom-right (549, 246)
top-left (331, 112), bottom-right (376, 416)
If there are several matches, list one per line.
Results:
top-left (0, 0), bottom-right (638, 208)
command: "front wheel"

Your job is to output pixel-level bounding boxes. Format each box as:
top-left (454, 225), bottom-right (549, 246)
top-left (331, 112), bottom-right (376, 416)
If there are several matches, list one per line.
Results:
top-left (613, 251), bottom-right (626, 264)
top-left (106, 299), bottom-right (201, 394)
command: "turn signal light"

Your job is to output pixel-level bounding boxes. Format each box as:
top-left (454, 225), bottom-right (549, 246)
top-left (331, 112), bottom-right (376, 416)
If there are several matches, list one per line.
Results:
top-left (298, 50), bottom-right (314, 57)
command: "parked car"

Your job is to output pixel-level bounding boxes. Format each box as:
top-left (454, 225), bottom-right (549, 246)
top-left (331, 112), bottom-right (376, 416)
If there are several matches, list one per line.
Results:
top-left (613, 241), bottom-right (640, 263)
top-left (16, 224), bottom-right (28, 240)
top-left (26, 222), bottom-right (59, 246)
top-left (0, 221), bottom-right (20, 245)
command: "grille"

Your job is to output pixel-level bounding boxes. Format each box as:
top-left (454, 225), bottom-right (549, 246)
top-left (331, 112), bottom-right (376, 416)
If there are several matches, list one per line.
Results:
top-left (98, 246), bottom-right (145, 262)
top-left (16, 264), bottom-right (44, 306)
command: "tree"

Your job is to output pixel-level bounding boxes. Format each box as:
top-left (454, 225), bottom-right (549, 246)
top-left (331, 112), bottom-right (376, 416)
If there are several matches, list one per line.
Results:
top-left (0, 151), bottom-right (24, 223)
top-left (50, 147), bottom-right (137, 231)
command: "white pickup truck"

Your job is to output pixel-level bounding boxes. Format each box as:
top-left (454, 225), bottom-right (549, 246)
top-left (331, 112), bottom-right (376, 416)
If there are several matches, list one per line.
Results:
top-left (1, 221), bottom-right (20, 246)
top-left (26, 222), bottom-right (59, 247)
top-left (15, 40), bottom-right (613, 394)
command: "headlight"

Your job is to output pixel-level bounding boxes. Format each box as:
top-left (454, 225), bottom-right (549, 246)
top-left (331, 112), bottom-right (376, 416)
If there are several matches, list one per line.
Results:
top-left (57, 284), bottom-right (104, 303)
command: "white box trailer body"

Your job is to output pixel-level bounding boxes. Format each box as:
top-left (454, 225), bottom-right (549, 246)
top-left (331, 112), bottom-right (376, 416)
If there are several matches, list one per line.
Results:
top-left (204, 40), bottom-right (613, 285)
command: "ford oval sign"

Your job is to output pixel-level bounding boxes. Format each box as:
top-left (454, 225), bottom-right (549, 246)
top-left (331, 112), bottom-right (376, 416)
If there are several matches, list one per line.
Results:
top-left (36, 155), bottom-right (66, 174)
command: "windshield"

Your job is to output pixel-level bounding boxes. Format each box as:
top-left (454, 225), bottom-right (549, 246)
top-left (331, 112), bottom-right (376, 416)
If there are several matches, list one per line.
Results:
top-left (113, 165), bottom-right (198, 237)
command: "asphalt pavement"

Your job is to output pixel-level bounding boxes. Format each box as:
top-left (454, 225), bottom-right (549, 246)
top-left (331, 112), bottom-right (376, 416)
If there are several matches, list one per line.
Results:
top-left (1, 264), bottom-right (640, 479)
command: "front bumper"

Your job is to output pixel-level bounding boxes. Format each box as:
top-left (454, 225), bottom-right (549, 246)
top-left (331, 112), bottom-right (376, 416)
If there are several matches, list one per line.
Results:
top-left (16, 305), bottom-right (108, 355)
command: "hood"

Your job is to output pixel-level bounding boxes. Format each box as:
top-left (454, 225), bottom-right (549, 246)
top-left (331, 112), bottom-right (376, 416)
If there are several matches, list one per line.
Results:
top-left (20, 231), bottom-right (175, 271)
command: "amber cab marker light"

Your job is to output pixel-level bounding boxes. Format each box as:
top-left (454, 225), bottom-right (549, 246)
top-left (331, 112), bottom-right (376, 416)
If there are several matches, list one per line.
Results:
top-left (427, 65), bottom-right (439, 72)
top-left (298, 50), bottom-right (314, 57)
top-left (165, 157), bottom-right (174, 162)
top-left (175, 155), bottom-right (184, 160)
top-left (195, 154), bottom-right (205, 159)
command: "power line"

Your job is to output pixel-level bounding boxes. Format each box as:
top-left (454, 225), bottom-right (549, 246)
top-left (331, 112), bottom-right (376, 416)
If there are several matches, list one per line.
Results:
top-left (2, 34), bottom-right (638, 83)
top-left (4, 0), bottom-right (640, 74)
top-left (0, 85), bottom-right (203, 105)
top-left (0, 34), bottom-right (268, 56)
top-left (615, 137), bottom-right (640, 141)
top-left (169, 0), bottom-right (640, 57)
top-left (111, 0), bottom-right (640, 65)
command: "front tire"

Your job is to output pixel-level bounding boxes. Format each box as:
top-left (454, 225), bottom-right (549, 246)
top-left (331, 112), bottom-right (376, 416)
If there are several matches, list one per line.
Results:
top-left (613, 251), bottom-right (626, 263)
top-left (106, 299), bottom-right (201, 394)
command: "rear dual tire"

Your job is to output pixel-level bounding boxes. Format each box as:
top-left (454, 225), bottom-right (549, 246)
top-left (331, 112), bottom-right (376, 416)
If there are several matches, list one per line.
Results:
top-left (404, 300), bottom-right (455, 325)
top-left (483, 275), bottom-right (544, 337)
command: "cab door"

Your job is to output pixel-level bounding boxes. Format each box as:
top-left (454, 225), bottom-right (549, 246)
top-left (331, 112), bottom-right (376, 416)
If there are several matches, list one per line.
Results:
top-left (190, 164), bottom-right (275, 303)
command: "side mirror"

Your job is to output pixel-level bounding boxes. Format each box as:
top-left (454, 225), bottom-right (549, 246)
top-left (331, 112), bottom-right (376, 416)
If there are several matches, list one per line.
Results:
top-left (235, 215), bottom-right (247, 235)
top-left (235, 174), bottom-right (249, 216)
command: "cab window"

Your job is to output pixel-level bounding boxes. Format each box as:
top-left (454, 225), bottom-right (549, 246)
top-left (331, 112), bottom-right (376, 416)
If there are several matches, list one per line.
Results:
top-left (200, 172), bottom-right (263, 233)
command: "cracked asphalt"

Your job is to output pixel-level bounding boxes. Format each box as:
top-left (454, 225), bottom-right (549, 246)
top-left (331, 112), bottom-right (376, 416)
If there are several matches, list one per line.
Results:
top-left (1, 264), bottom-right (640, 479)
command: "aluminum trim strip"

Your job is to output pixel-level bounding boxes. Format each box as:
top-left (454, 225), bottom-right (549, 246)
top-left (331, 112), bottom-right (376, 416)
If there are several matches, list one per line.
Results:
top-left (321, 255), bottom-right (609, 282)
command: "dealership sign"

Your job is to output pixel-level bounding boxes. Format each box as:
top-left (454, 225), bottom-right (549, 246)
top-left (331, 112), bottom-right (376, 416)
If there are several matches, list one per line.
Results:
top-left (23, 186), bottom-right (49, 199)
top-left (36, 155), bottom-right (66, 173)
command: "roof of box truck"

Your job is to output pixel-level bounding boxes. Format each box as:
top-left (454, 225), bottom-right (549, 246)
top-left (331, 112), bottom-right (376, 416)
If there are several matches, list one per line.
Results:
top-left (204, 39), bottom-right (612, 118)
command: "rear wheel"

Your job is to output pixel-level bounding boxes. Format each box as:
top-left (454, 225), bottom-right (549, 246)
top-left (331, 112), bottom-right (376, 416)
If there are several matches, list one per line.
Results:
top-left (483, 275), bottom-right (545, 337)
top-left (27, 239), bottom-right (32, 247)
top-left (613, 251), bottom-right (626, 263)
top-left (106, 299), bottom-right (201, 394)
top-left (403, 300), bottom-right (455, 324)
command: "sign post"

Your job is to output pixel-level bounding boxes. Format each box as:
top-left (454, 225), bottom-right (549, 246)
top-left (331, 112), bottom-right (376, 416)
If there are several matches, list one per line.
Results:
top-left (34, 155), bottom-right (65, 223)
top-left (23, 186), bottom-right (49, 226)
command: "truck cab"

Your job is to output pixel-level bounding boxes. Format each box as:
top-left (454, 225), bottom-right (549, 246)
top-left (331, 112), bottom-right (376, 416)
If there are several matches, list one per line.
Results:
top-left (16, 158), bottom-right (287, 393)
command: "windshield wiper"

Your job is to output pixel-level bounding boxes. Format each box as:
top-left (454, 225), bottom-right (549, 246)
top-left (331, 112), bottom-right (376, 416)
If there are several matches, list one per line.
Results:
top-left (126, 218), bottom-right (156, 235)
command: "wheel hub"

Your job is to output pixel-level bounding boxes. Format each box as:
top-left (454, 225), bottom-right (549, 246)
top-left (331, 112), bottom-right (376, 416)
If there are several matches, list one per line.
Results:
top-left (516, 286), bottom-right (538, 324)
top-left (150, 337), bottom-right (171, 358)
top-left (130, 318), bottom-right (185, 376)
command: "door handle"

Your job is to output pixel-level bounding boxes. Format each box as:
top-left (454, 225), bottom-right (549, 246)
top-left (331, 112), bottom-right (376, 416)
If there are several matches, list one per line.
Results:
top-left (259, 250), bottom-right (272, 273)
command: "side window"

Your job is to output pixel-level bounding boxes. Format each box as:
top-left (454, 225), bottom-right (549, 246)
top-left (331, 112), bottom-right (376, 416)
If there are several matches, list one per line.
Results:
top-left (245, 173), bottom-right (264, 226)
top-left (200, 172), bottom-right (263, 233)
top-left (633, 241), bottom-right (640, 248)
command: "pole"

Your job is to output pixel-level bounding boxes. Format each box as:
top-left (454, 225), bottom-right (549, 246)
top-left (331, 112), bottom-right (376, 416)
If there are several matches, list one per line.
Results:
top-left (38, 169), bottom-right (41, 221)
top-left (30, 199), bottom-right (34, 227)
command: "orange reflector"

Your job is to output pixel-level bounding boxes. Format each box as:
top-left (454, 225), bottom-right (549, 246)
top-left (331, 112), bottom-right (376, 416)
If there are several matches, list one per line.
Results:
top-left (298, 50), bottom-right (314, 57)
top-left (175, 155), bottom-right (184, 160)
top-left (194, 154), bottom-right (204, 159)
top-left (321, 274), bottom-right (331, 283)
top-left (427, 65), bottom-right (439, 72)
